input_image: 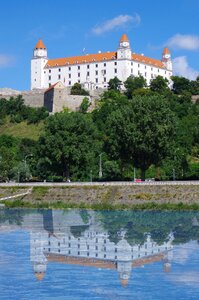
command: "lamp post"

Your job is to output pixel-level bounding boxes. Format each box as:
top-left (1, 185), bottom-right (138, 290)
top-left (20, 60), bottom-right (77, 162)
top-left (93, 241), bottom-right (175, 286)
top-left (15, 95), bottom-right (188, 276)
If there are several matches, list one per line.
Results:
top-left (99, 153), bottom-right (103, 179)
top-left (24, 154), bottom-right (33, 181)
top-left (90, 170), bottom-right (93, 182)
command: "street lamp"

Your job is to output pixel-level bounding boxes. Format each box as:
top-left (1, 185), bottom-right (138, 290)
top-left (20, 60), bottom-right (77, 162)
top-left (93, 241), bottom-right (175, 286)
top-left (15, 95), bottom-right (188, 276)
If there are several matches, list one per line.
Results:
top-left (99, 153), bottom-right (103, 179)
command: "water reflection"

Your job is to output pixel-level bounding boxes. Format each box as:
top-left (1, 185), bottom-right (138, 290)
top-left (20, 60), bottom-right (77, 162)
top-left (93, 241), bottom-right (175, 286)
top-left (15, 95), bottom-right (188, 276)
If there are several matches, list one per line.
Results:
top-left (0, 209), bottom-right (199, 299)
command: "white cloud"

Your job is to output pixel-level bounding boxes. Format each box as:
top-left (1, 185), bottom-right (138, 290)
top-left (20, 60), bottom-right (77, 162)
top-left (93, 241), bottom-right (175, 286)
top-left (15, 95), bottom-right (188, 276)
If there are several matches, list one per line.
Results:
top-left (166, 34), bottom-right (199, 51)
top-left (172, 56), bottom-right (199, 80)
top-left (92, 14), bottom-right (141, 35)
top-left (0, 54), bottom-right (14, 68)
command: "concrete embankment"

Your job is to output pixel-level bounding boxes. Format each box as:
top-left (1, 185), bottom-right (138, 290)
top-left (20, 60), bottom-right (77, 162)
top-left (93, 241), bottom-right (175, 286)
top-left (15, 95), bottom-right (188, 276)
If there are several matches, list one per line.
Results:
top-left (0, 182), bottom-right (199, 209)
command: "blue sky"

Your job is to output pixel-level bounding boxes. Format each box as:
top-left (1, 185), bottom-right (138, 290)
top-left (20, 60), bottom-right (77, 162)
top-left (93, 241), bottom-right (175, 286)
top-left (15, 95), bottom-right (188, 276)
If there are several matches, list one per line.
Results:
top-left (0, 0), bottom-right (198, 90)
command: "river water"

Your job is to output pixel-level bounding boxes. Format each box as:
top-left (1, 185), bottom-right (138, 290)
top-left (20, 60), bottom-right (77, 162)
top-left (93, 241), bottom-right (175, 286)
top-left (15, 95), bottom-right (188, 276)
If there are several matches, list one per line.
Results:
top-left (0, 208), bottom-right (199, 299)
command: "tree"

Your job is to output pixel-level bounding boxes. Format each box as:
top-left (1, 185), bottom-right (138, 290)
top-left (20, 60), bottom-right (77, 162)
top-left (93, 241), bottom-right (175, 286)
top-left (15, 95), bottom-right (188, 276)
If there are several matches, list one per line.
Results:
top-left (171, 76), bottom-right (194, 94)
top-left (37, 112), bottom-right (102, 181)
top-left (101, 95), bottom-right (176, 180)
top-left (108, 77), bottom-right (122, 91)
top-left (150, 75), bottom-right (169, 94)
top-left (70, 83), bottom-right (89, 96)
top-left (124, 75), bottom-right (147, 99)
top-left (79, 97), bottom-right (90, 113)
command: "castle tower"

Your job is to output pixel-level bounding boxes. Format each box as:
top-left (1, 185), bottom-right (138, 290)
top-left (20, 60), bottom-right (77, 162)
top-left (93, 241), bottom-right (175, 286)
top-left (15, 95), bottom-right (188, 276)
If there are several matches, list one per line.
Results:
top-left (31, 39), bottom-right (48, 90)
top-left (30, 232), bottom-right (48, 281)
top-left (117, 34), bottom-right (132, 60)
top-left (162, 47), bottom-right (172, 71)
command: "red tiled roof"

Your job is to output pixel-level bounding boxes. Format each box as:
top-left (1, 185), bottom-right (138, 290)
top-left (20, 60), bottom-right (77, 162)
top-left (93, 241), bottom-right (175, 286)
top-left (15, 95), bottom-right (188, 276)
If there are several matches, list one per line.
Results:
top-left (45, 51), bottom-right (117, 68)
top-left (34, 39), bottom-right (46, 49)
top-left (132, 53), bottom-right (165, 69)
top-left (163, 47), bottom-right (170, 55)
top-left (120, 33), bottom-right (129, 42)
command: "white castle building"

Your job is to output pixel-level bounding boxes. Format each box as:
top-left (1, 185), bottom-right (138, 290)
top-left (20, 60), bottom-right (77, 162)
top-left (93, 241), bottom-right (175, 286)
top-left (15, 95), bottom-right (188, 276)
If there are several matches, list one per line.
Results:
top-left (31, 34), bottom-right (172, 90)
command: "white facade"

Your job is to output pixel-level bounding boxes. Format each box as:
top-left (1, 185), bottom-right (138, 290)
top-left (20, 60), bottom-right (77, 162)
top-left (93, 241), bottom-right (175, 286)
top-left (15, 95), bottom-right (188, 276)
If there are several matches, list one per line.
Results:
top-left (31, 35), bottom-right (172, 90)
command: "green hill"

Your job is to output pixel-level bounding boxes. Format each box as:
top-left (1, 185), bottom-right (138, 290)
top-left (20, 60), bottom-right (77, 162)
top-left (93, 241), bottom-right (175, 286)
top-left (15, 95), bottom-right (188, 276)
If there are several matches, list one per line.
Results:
top-left (0, 120), bottom-right (44, 140)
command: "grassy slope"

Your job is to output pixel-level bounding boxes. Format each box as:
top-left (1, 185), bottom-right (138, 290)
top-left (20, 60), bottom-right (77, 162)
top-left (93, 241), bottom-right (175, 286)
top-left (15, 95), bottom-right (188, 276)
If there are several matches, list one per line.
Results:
top-left (0, 120), bottom-right (44, 140)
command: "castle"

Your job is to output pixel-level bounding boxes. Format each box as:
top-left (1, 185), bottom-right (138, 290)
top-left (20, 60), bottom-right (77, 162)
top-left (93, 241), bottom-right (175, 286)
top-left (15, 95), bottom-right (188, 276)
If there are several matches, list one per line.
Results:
top-left (31, 34), bottom-right (172, 90)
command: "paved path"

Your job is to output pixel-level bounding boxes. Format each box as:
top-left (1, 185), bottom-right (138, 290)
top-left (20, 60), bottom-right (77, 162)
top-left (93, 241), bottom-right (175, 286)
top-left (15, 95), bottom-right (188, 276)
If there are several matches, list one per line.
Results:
top-left (0, 181), bottom-right (198, 187)
top-left (0, 187), bottom-right (32, 202)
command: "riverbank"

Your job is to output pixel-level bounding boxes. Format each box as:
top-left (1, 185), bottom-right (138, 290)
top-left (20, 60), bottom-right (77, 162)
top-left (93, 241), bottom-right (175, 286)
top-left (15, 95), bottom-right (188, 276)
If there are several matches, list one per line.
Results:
top-left (0, 182), bottom-right (199, 210)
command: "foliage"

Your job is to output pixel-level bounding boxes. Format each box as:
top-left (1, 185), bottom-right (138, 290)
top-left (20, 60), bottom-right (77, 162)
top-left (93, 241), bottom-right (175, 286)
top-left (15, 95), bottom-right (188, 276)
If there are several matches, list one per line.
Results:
top-left (124, 75), bottom-right (147, 99)
top-left (108, 76), bottom-right (122, 91)
top-left (150, 75), bottom-right (169, 94)
top-left (171, 76), bottom-right (199, 95)
top-left (70, 83), bottom-right (89, 96)
top-left (96, 94), bottom-right (176, 180)
top-left (79, 97), bottom-right (90, 113)
top-left (37, 111), bottom-right (102, 180)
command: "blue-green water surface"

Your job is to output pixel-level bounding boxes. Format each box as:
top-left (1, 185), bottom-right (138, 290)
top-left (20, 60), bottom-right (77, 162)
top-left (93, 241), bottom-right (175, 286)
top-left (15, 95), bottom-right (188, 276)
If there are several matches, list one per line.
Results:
top-left (0, 209), bottom-right (199, 299)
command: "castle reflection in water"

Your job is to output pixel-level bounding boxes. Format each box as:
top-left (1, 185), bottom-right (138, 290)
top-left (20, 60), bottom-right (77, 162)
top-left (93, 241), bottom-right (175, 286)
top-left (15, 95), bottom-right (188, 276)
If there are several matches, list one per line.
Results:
top-left (27, 210), bottom-right (173, 286)
top-left (1, 210), bottom-right (174, 287)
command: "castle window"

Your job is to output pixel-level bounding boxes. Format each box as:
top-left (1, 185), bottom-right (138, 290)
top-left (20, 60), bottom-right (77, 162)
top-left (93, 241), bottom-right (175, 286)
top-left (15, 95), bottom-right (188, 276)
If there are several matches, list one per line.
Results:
top-left (104, 77), bottom-right (106, 82)
top-left (115, 248), bottom-right (117, 253)
top-left (115, 256), bottom-right (117, 259)
top-left (138, 64), bottom-right (140, 68)
top-left (69, 250), bottom-right (71, 254)
top-left (68, 243), bottom-right (71, 247)
top-left (114, 68), bottom-right (117, 73)
top-left (78, 80), bottom-right (80, 83)
top-left (78, 73), bottom-right (80, 77)
top-left (78, 66), bottom-right (80, 70)
top-left (131, 62), bottom-right (133, 66)
top-left (96, 238), bottom-right (98, 243)
top-left (48, 241), bottom-right (51, 245)
top-left (87, 71), bottom-right (90, 76)
top-left (78, 251), bottom-right (80, 255)
top-left (59, 68), bottom-right (61, 72)
top-left (58, 74), bottom-right (61, 80)
top-left (145, 72), bottom-right (147, 77)
top-left (95, 253), bottom-right (98, 257)
top-left (104, 254), bottom-right (106, 258)
top-left (95, 245), bottom-right (98, 250)
top-left (87, 252), bottom-right (89, 257)
top-left (87, 65), bottom-right (90, 69)
top-left (158, 69), bottom-right (159, 72)
top-left (151, 67), bottom-right (153, 71)
top-left (49, 76), bottom-right (51, 81)
top-left (95, 71), bottom-right (98, 75)
top-left (103, 70), bottom-right (106, 75)
top-left (49, 83), bottom-right (51, 87)
top-left (87, 245), bottom-right (89, 250)
top-left (104, 63), bottom-right (106, 67)
top-left (114, 62), bottom-right (117, 66)
top-left (69, 81), bottom-right (71, 85)
top-left (49, 69), bottom-right (51, 73)
top-left (69, 67), bottom-right (71, 71)
top-left (95, 78), bottom-right (98, 83)
top-left (69, 74), bottom-right (71, 78)
top-left (95, 64), bottom-right (98, 68)
top-left (58, 249), bottom-right (60, 253)
top-left (78, 244), bottom-right (80, 249)
top-left (131, 69), bottom-right (133, 73)
top-left (34, 79), bottom-right (36, 82)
